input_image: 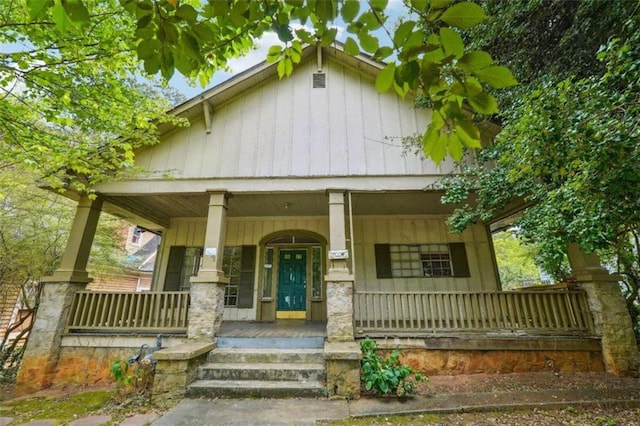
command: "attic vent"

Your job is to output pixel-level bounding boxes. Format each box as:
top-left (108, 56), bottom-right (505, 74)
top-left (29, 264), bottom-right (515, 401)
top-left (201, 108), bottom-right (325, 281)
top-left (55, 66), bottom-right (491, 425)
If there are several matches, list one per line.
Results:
top-left (313, 73), bottom-right (326, 88)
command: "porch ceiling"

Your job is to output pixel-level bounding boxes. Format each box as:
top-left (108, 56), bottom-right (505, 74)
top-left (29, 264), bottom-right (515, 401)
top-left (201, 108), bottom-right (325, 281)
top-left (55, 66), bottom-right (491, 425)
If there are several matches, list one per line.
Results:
top-left (101, 191), bottom-right (462, 231)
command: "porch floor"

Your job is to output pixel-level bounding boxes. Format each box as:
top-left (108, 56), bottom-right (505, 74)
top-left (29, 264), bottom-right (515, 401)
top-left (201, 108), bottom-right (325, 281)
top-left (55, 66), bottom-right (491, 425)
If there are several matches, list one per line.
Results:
top-left (218, 320), bottom-right (327, 338)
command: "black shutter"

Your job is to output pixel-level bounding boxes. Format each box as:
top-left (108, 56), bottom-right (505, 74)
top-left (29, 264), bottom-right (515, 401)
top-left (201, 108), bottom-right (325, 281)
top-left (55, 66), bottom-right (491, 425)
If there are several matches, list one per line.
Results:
top-left (374, 244), bottom-right (393, 279)
top-left (450, 243), bottom-right (470, 277)
top-left (164, 246), bottom-right (186, 291)
top-left (237, 245), bottom-right (257, 308)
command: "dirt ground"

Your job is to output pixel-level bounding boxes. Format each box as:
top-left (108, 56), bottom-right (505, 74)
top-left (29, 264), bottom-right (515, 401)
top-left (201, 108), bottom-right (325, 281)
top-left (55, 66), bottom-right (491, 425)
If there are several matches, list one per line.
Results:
top-left (3, 372), bottom-right (640, 424)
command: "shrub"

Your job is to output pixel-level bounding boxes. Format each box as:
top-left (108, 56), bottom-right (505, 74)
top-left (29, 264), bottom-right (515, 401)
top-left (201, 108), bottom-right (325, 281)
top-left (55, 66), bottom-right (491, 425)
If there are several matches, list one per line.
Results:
top-left (360, 339), bottom-right (427, 398)
top-left (110, 358), bottom-right (154, 403)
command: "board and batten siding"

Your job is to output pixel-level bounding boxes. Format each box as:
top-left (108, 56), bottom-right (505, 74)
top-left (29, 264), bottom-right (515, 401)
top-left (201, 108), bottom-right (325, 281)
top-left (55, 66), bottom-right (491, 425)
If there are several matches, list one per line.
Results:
top-left (155, 217), bottom-right (329, 321)
top-left (135, 58), bottom-right (459, 180)
top-left (352, 216), bottom-right (499, 292)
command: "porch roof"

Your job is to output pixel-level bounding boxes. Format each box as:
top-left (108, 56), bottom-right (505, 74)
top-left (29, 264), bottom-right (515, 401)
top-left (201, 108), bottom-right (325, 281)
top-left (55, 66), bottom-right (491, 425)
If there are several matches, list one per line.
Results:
top-left (100, 189), bottom-right (468, 231)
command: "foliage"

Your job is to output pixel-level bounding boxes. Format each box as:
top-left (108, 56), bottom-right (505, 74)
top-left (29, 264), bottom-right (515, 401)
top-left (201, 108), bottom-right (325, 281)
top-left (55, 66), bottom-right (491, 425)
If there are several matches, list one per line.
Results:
top-left (360, 339), bottom-right (426, 398)
top-left (443, 17), bottom-right (640, 282)
top-left (492, 230), bottom-right (543, 289)
top-left (110, 357), bottom-right (154, 403)
top-left (0, 164), bottom-right (135, 380)
top-left (1, 1), bottom-right (183, 194)
top-left (23, 0), bottom-right (516, 167)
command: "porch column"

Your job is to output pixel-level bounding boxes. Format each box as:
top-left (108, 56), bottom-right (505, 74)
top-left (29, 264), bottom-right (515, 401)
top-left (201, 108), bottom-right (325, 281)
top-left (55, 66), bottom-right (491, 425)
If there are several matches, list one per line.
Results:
top-left (188, 191), bottom-right (229, 341)
top-left (325, 190), bottom-right (355, 341)
top-left (15, 195), bottom-right (102, 395)
top-left (567, 243), bottom-right (639, 376)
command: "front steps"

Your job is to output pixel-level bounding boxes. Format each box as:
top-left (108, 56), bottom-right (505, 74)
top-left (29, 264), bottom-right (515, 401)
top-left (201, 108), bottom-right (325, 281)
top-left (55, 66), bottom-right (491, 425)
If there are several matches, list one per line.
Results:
top-left (187, 346), bottom-right (327, 399)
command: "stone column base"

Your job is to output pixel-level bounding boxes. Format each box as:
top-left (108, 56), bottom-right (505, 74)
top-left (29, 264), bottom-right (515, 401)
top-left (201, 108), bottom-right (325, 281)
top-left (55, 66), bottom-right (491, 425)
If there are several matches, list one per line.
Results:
top-left (324, 341), bottom-right (361, 400)
top-left (325, 277), bottom-right (355, 342)
top-left (187, 282), bottom-right (226, 340)
top-left (15, 281), bottom-right (86, 396)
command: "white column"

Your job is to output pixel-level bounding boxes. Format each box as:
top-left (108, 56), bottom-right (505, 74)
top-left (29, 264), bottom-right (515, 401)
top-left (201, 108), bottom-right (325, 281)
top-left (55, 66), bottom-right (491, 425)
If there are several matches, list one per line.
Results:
top-left (325, 190), bottom-right (355, 342)
top-left (188, 191), bottom-right (229, 341)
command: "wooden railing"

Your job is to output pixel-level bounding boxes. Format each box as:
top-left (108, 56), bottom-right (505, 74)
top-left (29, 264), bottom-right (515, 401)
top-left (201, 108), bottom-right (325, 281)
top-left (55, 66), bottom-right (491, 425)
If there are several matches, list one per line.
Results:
top-left (354, 290), bottom-right (595, 336)
top-left (66, 291), bottom-right (190, 333)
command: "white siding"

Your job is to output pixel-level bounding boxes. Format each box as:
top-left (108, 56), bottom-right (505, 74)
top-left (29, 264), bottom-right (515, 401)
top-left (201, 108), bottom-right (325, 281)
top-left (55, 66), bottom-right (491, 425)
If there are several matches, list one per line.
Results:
top-left (136, 59), bottom-right (459, 180)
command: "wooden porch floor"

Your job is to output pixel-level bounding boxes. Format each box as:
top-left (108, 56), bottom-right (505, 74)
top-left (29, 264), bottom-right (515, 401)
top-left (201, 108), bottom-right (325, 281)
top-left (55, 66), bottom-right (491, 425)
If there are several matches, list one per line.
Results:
top-left (218, 320), bottom-right (327, 338)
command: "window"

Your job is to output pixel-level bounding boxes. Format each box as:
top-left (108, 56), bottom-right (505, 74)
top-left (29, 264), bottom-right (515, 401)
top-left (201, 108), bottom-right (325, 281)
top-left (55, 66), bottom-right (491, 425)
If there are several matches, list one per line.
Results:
top-left (164, 245), bottom-right (256, 308)
top-left (131, 227), bottom-right (142, 245)
top-left (375, 243), bottom-right (470, 278)
top-left (222, 246), bottom-right (242, 307)
top-left (262, 247), bottom-right (274, 299)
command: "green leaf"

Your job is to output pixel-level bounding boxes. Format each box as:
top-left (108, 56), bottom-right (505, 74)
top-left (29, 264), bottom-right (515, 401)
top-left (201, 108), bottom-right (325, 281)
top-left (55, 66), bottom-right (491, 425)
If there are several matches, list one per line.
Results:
top-left (400, 31), bottom-right (424, 59)
top-left (137, 39), bottom-right (161, 60)
top-left (440, 2), bottom-right (487, 30)
top-left (473, 65), bottom-right (518, 88)
top-left (393, 21), bottom-right (415, 47)
top-left (431, 0), bottom-right (453, 9)
top-left (358, 30), bottom-right (379, 54)
top-left (396, 60), bottom-right (420, 88)
top-left (176, 4), bottom-right (198, 23)
top-left (439, 27), bottom-right (464, 59)
top-left (369, 0), bottom-right (388, 12)
top-left (28, 0), bottom-right (52, 21)
top-left (468, 91), bottom-right (499, 115)
top-left (273, 23), bottom-right (294, 42)
top-left (340, 0), bottom-right (360, 22)
top-left (456, 120), bottom-right (482, 148)
top-left (343, 37), bottom-right (360, 56)
top-left (410, 0), bottom-right (428, 10)
top-left (375, 62), bottom-right (395, 93)
top-left (374, 46), bottom-right (394, 60)
top-left (52, 1), bottom-right (72, 32)
top-left (266, 45), bottom-right (282, 64)
top-left (62, 0), bottom-right (89, 24)
top-left (457, 50), bottom-right (493, 73)
top-left (315, 0), bottom-right (335, 23)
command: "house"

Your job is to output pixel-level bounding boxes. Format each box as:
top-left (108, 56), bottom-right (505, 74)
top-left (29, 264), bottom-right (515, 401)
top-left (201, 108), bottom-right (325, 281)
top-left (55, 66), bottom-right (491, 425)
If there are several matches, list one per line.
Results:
top-left (14, 43), bottom-right (638, 399)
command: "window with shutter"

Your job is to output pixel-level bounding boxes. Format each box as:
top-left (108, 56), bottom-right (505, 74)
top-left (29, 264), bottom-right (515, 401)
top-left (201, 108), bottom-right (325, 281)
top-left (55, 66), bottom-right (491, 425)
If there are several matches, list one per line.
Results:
top-left (374, 243), bottom-right (470, 278)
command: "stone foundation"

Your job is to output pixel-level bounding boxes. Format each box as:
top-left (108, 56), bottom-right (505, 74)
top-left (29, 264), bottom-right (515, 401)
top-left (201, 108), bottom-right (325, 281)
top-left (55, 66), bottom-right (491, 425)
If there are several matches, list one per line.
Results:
top-left (14, 335), bottom-right (187, 397)
top-left (398, 349), bottom-right (604, 375)
top-left (152, 341), bottom-right (215, 407)
top-left (324, 341), bottom-right (361, 399)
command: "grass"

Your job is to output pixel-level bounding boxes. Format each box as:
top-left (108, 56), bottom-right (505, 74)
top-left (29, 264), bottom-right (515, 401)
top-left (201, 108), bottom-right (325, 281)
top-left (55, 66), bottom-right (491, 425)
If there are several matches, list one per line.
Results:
top-left (0, 390), bottom-right (113, 424)
top-left (0, 388), bottom-right (160, 425)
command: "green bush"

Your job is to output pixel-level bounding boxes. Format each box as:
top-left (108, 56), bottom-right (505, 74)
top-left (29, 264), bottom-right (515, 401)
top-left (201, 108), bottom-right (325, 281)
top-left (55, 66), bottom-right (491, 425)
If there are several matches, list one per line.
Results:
top-left (360, 339), bottom-right (427, 398)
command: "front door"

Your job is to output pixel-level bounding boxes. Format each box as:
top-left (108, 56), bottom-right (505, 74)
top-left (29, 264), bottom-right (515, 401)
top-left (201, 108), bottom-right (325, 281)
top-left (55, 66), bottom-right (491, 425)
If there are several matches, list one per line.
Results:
top-left (277, 250), bottom-right (306, 319)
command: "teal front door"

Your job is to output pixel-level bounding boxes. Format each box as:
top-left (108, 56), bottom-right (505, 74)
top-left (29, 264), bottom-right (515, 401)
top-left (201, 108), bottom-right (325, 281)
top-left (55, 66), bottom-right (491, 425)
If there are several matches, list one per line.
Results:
top-left (277, 250), bottom-right (306, 318)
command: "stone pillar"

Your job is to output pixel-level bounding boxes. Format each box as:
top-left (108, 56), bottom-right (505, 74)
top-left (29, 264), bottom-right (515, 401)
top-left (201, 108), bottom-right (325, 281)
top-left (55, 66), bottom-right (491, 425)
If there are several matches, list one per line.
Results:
top-left (187, 191), bottom-right (229, 341)
top-left (324, 191), bottom-right (361, 399)
top-left (325, 190), bottom-right (355, 342)
top-left (15, 196), bottom-right (102, 395)
top-left (567, 243), bottom-right (639, 376)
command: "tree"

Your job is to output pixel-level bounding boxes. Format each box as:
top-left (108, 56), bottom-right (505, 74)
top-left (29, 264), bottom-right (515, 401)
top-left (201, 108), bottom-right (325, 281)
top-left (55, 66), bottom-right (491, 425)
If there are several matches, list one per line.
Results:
top-left (0, 162), bottom-right (135, 378)
top-left (492, 230), bottom-right (541, 289)
top-left (441, 4), bottom-right (640, 329)
top-left (1, 1), bottom-right (182, 194)
top-left (9, 0), bottom-right (516, 180)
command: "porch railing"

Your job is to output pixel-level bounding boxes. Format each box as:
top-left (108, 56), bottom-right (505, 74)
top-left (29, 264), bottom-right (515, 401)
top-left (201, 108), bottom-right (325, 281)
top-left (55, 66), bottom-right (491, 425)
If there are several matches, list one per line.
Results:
top-left (354, 290), bottom-right (595, 336)
top-left (66, 291), bottom-right (190, 334)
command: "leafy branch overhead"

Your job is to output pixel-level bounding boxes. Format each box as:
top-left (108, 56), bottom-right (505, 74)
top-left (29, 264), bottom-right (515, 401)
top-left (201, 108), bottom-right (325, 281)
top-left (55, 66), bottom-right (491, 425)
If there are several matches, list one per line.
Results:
top-left (27, 0), bottom-right (516, 165)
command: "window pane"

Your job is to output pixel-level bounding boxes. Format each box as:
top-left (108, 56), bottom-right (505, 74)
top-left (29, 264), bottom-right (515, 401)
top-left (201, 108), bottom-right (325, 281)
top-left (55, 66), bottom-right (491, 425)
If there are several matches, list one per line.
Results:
top-left (223, 246), bottom-right (242, 307)
top-left (388, 244), bottom-right (453, 278)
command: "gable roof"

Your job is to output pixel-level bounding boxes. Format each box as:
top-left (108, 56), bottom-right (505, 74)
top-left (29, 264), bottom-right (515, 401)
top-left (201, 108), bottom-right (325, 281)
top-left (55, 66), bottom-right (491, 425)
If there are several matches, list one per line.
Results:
top-left (157, 42), bottom-right (384, 134)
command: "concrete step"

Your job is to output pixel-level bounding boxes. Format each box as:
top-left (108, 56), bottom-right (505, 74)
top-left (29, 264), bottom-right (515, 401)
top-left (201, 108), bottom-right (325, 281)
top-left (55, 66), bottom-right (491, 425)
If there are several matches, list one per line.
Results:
top-left (187, 379), bottom-right (327, 399)
top-left (208, 348), bottom-right (324, 364)
top-left (216, 336), bottom-right (325, 349)
top-left (198, 362), bottom-right (326, 381)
